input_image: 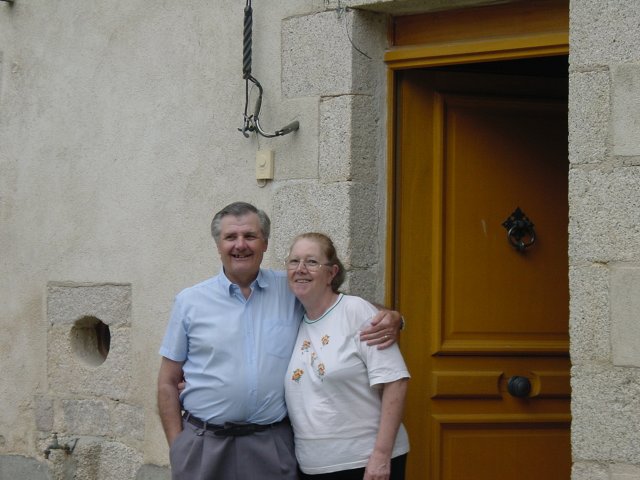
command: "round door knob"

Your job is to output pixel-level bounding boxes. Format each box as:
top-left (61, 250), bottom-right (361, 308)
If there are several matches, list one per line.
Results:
top-left (507, 375), bottom-right (531, 398)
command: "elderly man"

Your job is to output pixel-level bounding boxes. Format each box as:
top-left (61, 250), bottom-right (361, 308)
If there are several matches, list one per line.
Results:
top-left (157, 201), bottom-right (402, 480)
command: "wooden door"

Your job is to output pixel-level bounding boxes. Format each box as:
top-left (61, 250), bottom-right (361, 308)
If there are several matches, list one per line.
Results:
top-left (393, 61), bottom-right (570, 480)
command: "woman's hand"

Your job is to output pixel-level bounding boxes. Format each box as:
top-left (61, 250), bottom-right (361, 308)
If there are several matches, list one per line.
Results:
top-left (364, 450), bottom-right (391, 480)
top-left (360, 308), bottom-right (403, 349)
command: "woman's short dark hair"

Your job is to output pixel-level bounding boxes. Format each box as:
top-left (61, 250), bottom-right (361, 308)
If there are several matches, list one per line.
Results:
top-left (289, 232), bottom-right (346, 293)
top-left (211, 201), bottom-right (271, 243)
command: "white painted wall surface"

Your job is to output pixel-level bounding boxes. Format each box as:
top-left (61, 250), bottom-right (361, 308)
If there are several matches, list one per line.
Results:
top-left (0, 0), bottom-right (322, 473)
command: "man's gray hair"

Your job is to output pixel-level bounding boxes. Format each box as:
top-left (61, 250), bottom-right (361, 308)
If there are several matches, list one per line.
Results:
top-left (210, 201), bottom-right (271, 243)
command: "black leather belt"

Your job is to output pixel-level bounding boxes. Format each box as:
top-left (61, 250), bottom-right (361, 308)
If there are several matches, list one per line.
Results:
top-left (182, 411), bottom-right (284, 437)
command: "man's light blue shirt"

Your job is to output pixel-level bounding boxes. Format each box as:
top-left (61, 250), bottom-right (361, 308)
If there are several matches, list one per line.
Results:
top-left (159, 268), bottom-right (303, 424)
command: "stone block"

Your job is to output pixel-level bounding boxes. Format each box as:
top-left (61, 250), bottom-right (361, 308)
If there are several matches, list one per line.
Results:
top-left (48, 323), bottom-right (132, 400)
top-left (269, 97), bottom-right (319, 181)
top-left (272, 182), bottom-right (352, 263)
top-left (34, 395), bottom-right (54, 432)
top-left (47, 283), bottom-right (133, 400)
top-left (612, 64), bottom-right (640, 157)
top-left (94, 441), bottom-right (142, 480)
top-left (273, 182), bottom-right (379, 275)
top-left (569, 168), bottom-right (640, 262)
top-left (570, 0), bottom-right (640, 65)
top-left (62, 399), bottom-right (110, 436)
top-left (111, 403), bottom-right (145, 443)
top-left (344, 268), bottom-right (380, 303)
top-left (569, 70), bottom-right (609, 164)
top-left (282, 10), bottom-right (384, 97)
top-left (319, 94), bottom-right (378, 183)
top-left (571, 363), bottom-right (640, 463)
top-left (0, 455), bottom-right (51, 480)
top-left (610, 266), bottom-right (640, 367)
top-left (610, 464), bottom-right (640, 479)
top-left (320, 95), bottom-right (353, 182)
top-left (348, 10), bottom-right (386, 90)
top-left (47, 283), bottom-right (131, 327)
top-left (282, 11), bottom-right (352, 97)
top-left (569, 265), bottom-right (611, 364)
top-left (72, 439), bottom-right (142, 480)
top-left (349, 182), bottom-right (379, 268)
top-left (572, 461), bottom-right (608, 480)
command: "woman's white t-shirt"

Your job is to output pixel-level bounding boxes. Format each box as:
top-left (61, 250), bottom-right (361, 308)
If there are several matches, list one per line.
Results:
top-left (284, 294), bottom-right (410, 474)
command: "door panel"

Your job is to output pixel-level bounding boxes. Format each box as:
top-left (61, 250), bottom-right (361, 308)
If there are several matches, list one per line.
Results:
top-left (441, 93), bottom-right (568, 353)
top-left (438, 419), bottom-right (570, 480)
top-left (395, 66), bottom-right (570, 479)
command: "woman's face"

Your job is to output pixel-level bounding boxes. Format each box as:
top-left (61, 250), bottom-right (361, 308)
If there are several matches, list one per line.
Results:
top-left (287, 238), bottom-right (337, 304)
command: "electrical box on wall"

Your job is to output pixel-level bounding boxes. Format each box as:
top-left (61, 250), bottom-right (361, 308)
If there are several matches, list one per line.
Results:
top-left (256, 149), bottom-right (275, 180)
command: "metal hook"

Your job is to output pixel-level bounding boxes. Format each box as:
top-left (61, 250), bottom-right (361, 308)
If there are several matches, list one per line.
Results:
top-left (502, 207), bottom-right (536, 252)
top-left (238, 1), bottom-right (299, 138)
top-left (239, 76), bottom-right (299, 138)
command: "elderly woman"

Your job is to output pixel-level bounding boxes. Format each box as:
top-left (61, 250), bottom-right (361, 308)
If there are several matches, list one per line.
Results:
top-left (284, 232), bottom-right (410, 480)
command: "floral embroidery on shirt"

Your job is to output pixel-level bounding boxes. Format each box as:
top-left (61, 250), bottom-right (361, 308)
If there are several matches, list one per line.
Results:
top-left (292, 368), bottom-right (304, 382)
top-left (297, 336), bottom-right (329, 382)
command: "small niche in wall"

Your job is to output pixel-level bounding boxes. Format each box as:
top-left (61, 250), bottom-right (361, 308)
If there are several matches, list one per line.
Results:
top-left (70, 316), bottom-right (111, 366)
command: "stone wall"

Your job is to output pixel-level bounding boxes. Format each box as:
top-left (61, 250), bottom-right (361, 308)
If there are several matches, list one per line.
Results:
top-left (569, 0), bottom-right (640, 478)
top-left (274, 7), bottom-right (388, 301)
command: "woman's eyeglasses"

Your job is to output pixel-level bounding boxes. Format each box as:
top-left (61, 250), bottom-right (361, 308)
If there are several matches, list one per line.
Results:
top-left (284, 258), bottom-right (332, 272)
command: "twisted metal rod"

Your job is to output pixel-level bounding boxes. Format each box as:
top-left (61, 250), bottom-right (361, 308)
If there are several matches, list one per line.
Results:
top-left (238, 0), bottom-right (299, 138)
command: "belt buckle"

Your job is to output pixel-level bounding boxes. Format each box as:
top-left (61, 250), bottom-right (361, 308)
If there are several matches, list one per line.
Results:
top-left (214, 422), bottom-right (252, 437)
top-left (213, 422), bottom-right (247, 437)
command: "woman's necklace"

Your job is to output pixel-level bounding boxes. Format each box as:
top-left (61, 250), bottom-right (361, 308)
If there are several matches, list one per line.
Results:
top-left (303, 294), bottom-right (343, 324)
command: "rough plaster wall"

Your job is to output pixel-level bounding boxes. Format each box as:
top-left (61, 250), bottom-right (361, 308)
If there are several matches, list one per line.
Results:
top-left (569, 0), bottom-right (640, 478)
top-left (0, 0), bottom-right (321, 476)
top-left (0, 0), bottom-right (395, 476)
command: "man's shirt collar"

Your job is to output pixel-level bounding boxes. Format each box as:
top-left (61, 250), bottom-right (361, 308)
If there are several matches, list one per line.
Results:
top-left (219, 268), bottom-right (269, 296)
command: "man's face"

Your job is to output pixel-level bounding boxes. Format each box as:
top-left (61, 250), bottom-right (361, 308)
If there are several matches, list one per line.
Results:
top-left (216, 213), bottom-right (268, 285)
